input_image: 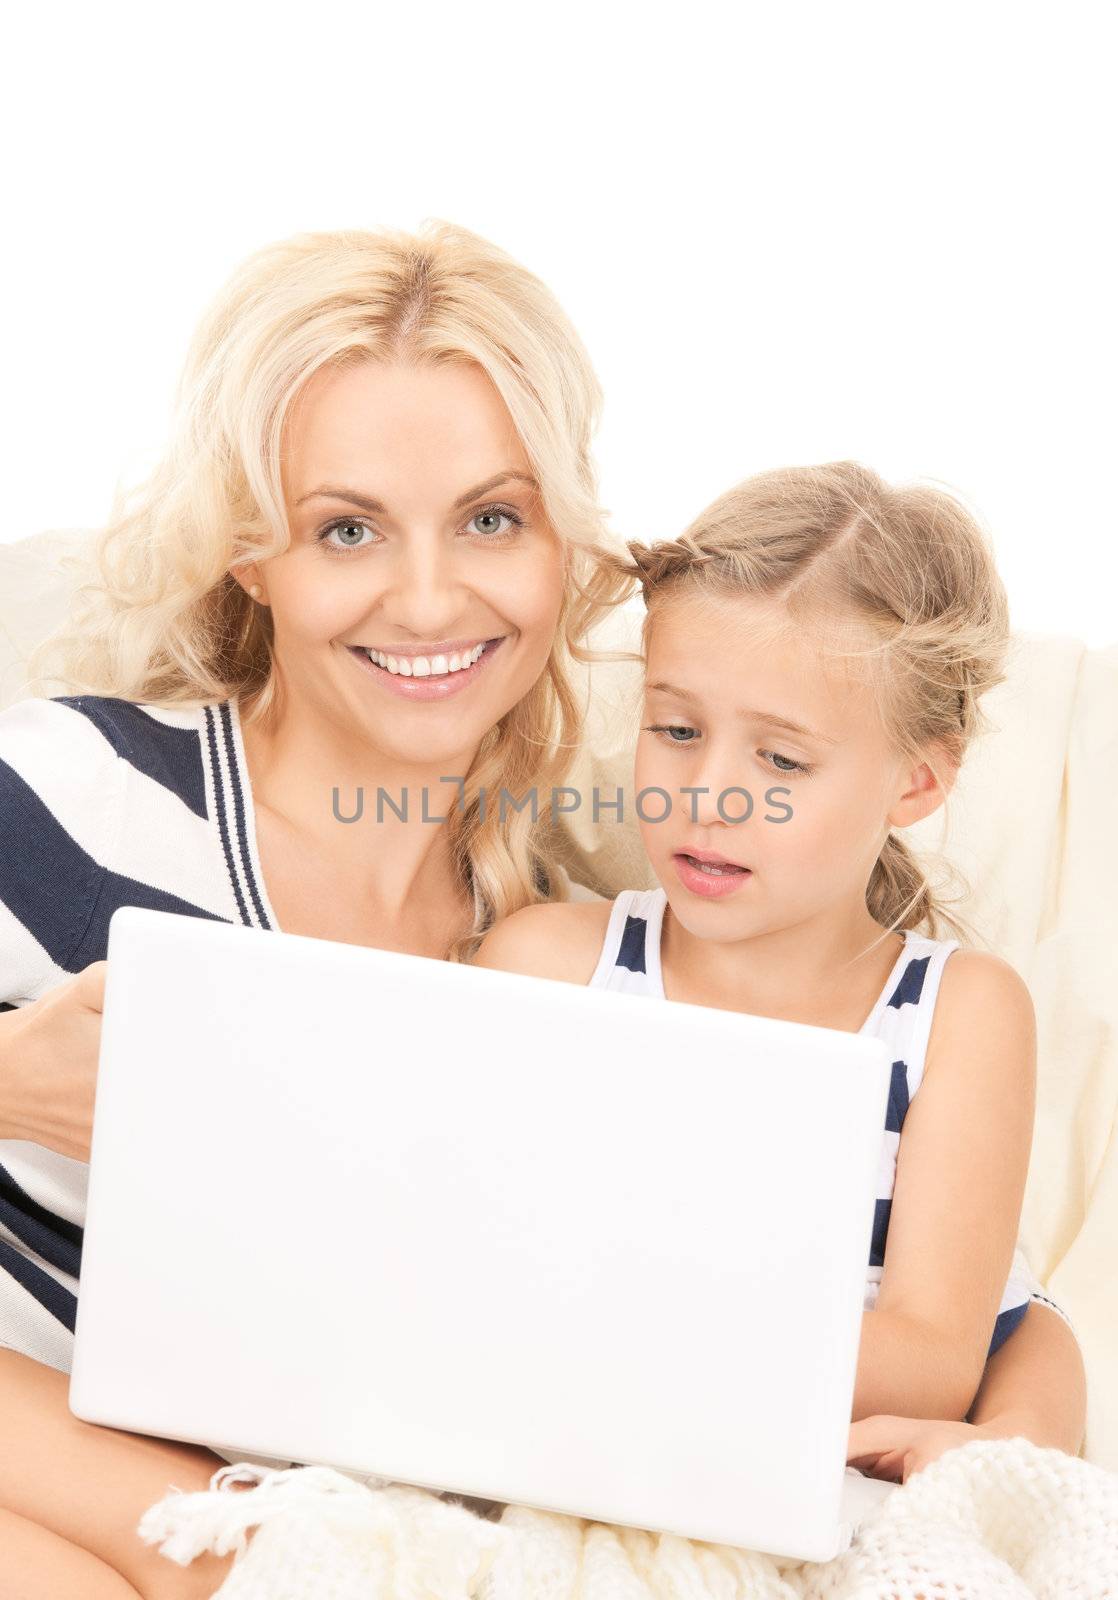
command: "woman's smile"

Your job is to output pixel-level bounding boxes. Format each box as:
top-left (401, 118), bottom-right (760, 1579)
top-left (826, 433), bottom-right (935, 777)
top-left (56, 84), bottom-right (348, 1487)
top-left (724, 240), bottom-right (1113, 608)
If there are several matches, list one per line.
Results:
top-left (344, 634), bottom-right (509, 700)
top-left (237, 358), bottom-right (569, 769)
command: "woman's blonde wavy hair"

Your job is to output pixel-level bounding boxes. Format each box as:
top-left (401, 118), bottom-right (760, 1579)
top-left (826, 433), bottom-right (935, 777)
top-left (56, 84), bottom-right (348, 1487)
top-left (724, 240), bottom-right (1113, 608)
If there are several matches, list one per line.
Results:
top-left (26, 220), bottom-right (621, 962)
top-left (580, 461), bottom-right (1012, 951)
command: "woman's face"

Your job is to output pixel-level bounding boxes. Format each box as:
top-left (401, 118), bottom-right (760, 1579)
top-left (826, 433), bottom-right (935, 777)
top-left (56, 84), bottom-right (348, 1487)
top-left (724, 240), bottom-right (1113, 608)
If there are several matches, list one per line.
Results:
top-left (240, 358), bottom-right (566, 772)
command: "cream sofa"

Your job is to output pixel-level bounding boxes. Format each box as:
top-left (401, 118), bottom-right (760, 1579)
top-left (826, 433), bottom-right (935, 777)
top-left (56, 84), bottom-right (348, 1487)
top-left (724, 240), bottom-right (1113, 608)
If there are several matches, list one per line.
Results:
top-left (3, 529), bottom-right (1116, 1469)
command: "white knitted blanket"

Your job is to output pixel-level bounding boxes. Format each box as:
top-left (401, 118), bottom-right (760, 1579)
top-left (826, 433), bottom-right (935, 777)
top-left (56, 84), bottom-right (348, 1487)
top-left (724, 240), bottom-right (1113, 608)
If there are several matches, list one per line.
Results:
top-left (138, 1437), bottom-right (1118, 1599)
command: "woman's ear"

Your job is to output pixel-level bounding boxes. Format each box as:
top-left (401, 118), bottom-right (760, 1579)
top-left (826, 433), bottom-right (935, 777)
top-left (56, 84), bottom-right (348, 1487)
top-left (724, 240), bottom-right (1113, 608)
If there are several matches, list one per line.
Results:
top-left (230, 563), bottom-right (268, 605)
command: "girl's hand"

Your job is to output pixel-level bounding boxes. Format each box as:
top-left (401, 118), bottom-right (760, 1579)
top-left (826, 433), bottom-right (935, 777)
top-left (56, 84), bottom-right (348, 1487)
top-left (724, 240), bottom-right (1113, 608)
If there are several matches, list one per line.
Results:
top-left (847, 1414), bottom-right (992, 1485)
top-left (0, 962), bottom-right (107, 1161)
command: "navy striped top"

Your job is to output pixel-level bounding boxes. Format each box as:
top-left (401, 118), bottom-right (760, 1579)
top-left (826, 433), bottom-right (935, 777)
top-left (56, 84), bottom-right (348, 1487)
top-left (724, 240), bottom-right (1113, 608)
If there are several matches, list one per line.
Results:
top-left (587, 887), bottom-right (1076, 1364)
top-left (0, 693), bottom-right (281, 1371)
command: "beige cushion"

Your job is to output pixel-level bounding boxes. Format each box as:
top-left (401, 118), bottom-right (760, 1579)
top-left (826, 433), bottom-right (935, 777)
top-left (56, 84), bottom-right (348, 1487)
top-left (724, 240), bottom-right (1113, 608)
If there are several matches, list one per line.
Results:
top-left (3, 529), bottom-right (1116, 1467)
top-left (0, 528), bottom-right (93, 705)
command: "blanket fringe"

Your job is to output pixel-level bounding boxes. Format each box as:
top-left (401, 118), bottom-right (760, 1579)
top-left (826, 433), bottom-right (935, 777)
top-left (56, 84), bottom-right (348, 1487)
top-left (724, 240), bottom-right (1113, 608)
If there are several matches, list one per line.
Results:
top-left (137, 1438), bottom-right (1118, 1599)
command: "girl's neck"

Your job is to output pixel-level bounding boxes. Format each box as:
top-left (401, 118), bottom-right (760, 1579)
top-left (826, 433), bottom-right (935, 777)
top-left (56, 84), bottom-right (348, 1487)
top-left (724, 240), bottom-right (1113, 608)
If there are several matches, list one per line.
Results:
top-left (659, 899), bottom-right (906, 1033)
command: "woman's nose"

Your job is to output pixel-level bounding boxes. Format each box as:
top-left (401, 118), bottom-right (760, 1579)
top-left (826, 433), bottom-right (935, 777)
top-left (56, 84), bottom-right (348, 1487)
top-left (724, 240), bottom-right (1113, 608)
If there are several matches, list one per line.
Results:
top-left (377, 531), bottom-right (472, 638)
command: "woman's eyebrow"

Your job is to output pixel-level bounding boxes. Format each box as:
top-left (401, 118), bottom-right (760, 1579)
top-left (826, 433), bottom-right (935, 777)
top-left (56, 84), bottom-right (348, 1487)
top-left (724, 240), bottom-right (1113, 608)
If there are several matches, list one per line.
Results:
top-left (646, 681), bottom-right (838, 745)
top-left (294, 471), bottom-right (540, 514)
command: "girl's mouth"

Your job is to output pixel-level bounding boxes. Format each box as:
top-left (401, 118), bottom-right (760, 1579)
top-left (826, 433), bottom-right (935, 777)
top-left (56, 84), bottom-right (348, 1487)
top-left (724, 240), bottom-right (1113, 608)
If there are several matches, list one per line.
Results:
top-left (345, 637), bottom-right (507, 701)
top-left (672, 851), bottom-right (754, 899)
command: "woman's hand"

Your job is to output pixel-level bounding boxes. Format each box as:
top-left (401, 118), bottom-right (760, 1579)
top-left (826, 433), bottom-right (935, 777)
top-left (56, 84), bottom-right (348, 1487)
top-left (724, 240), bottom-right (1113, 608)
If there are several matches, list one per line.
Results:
top-left (0, 962), bottom-right (107, 1161)
top-left (847, 1414), bottom-right (995, 1485)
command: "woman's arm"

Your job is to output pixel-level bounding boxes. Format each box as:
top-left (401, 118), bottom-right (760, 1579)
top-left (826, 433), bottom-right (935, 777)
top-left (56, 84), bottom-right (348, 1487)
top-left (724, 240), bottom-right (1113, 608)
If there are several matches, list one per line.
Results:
top-left (966, 1299), bottom-right (1087, 1454)
top-left (0, 963), bottom-right (106, 1158)
top-left (0, 697), bottom-right (120, 1155)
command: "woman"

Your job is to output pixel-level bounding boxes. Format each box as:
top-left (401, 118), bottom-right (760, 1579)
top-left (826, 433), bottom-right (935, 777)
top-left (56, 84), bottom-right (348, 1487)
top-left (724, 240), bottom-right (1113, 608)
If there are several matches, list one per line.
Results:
top-left (0, 220), bottom-right (615, 1597)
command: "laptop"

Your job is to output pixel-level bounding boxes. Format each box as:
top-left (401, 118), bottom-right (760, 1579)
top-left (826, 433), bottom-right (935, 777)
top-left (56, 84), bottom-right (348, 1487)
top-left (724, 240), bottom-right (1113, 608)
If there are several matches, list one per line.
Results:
top-left (70, 904), bottom-right (898, 1563)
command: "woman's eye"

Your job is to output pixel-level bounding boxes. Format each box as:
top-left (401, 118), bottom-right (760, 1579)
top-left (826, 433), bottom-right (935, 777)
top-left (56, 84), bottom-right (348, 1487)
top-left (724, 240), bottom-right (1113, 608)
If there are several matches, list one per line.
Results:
top-left (466, 506), bottom-right (523, 540)
top-left (318, 518), bottom-right (376, 552)
top-left (643, 723), bottom-right (698, 743)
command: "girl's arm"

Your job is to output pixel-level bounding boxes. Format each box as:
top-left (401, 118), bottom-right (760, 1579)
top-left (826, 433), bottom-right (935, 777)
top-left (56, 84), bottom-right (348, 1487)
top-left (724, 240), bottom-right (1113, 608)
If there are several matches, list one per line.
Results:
top-left (965, 1299), bottom-right (1087, 1453)
top-left (857, 948), bottom-right (1038, 1421)
top-left (483, 907), bottom-right (1084, 1455)
top-left (852, 1305), bottom-right (978, 1422)
top-left (848, 1300), bottom-right (1087, 1482)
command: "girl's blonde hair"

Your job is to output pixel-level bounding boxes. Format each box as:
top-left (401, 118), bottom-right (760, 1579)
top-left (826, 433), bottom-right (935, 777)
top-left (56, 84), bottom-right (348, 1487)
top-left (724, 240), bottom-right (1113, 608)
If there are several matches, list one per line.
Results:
top-left (584, 461), bottom-right (1011, 946)
top-left (27, 220), bottom-right (616, 961)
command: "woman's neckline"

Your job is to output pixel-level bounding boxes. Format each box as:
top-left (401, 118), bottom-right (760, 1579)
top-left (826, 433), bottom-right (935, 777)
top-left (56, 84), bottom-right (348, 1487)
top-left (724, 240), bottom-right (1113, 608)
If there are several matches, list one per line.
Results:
top-left (217, 692), bottom-right (479, 954)
top-left (646, 885), bottom-right (913, 1034)
top-left (224, 692), bottom-right (285, 935)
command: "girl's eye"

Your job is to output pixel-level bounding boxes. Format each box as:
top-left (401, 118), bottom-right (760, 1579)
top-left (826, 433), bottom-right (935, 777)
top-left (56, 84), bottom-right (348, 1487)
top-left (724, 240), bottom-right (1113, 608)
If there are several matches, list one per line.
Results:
top-left (317, 518), bottom-right (377, 553)
top-left (762, 749), bottom-right (812, 776)
top-left (465, 505), bottom-right (524, 541)
top-left (643, 723), bottom-right (699, 743)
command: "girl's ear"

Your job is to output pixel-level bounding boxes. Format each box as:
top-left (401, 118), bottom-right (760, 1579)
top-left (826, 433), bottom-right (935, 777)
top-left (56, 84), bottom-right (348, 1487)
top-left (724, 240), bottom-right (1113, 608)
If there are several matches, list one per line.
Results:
top-left (887, 741), bottom-right (959, 828)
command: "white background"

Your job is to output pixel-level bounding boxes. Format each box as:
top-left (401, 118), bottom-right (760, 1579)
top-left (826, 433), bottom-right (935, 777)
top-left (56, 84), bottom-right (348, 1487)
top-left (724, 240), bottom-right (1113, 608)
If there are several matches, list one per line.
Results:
top-left (3, 3), bottom-right (1114, 645)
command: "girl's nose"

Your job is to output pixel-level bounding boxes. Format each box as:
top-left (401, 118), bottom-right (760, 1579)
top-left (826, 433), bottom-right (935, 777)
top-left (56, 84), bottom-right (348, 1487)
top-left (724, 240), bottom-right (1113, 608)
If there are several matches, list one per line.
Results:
top-left (680, 747), bottom-right (756, 828)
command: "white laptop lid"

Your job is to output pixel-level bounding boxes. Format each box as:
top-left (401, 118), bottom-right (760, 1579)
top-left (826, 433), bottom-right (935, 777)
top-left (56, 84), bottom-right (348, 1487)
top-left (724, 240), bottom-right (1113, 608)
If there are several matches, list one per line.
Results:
top-left (71, 906), bottom-right (893, 1563)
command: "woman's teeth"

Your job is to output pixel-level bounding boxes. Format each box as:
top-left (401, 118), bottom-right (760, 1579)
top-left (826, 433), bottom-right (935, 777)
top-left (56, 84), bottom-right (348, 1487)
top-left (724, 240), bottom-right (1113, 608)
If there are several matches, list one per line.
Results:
top-left (363, 642), bottom-right (488, 678)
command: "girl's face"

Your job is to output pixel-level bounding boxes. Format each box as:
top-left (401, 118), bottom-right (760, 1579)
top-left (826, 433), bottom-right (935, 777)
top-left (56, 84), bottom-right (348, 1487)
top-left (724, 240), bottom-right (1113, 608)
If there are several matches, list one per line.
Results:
top-left (634, 588), bottom-right (945, 943)
top-left (238, 358), bottom-right (566, 771)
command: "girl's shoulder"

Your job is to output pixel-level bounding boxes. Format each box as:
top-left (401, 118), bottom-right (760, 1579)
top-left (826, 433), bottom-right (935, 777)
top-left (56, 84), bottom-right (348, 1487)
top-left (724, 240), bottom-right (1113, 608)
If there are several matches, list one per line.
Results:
top-left (879, 927), bottom-right (1030, 1029)
top-left (925, 944), bottom-right (1036, 1086)
top-left (471, 893), bottom-right (619, 985)
top-left (935, 944), bottom-right (1033, 1016)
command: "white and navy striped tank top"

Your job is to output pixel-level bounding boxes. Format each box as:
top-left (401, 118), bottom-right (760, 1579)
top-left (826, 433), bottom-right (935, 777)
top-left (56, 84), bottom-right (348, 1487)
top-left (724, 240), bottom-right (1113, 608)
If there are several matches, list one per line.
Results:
top-left (588, 887), bottom-right (1075, 1360)
top-left (0, 693), bottom-right (283, 1373)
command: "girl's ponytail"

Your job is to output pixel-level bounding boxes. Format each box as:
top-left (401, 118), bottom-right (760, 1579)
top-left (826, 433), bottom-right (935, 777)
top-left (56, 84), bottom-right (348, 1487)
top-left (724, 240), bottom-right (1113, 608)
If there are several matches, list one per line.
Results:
top-left (866, 833), bottom-right (934, 939)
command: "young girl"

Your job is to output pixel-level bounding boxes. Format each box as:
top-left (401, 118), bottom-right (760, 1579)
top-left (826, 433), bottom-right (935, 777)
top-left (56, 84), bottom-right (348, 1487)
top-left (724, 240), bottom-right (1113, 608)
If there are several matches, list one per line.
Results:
top-left (474, 461), bottom-right (1088, 1485)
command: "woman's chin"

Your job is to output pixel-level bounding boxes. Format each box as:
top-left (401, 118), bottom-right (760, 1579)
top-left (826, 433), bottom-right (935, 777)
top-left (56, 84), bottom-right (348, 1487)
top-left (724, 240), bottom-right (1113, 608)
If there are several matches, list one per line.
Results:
top-left (351, 728), bottom-right (482, 780)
